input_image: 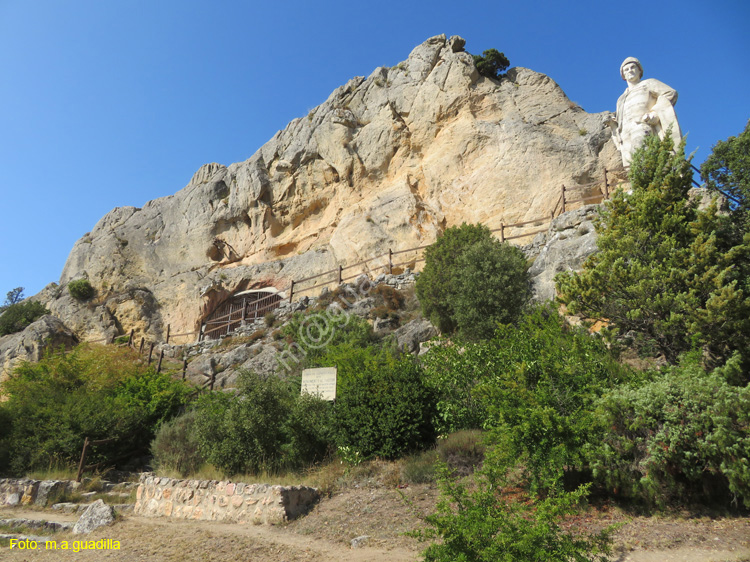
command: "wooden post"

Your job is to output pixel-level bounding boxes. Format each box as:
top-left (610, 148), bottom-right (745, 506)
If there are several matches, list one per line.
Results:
top-left (182, 358), bottom-right (188, 380)
top-left (76, 437), bottom-right (90, 483)
top-left (388, 249), bottom-right (393, 275)
top-left (210, 372), bottom-right (216, 391)
top-left (338, 265), bottom-right (343, 285)
top-left (139, 337), bottom-right (145, 354)
top-left (603, 168), bottom-right (610, 199)
top-left (289, 281), bottom-right (295, 304)
top-left (561, 184), bottom-right (567, 213)
top-left (241, 297), bottom-right (247, 325)
top-left (109, 333), bottom-right (116, 344)
top-left (156, 350), bottom-right (164, 373)
top-left (148, 342), bottom-right (155, 365)
top-left (128, 329), bottom-right (134, 347)
top-left (499, 223), bottom-right (505, 243)
top-left (166, 324), bottom-right (171, 344)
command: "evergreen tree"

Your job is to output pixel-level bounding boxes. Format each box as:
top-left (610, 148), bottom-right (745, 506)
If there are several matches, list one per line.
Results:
top-left (556, 134), bottom-right (750, 368)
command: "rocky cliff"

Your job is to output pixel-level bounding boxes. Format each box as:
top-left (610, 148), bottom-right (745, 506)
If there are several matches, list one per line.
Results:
top-left (28, 34), bottom-right (620, 346)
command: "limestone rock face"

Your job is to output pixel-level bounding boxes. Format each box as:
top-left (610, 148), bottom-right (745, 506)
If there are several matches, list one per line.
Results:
top-left (44, 34), bottom-right (620, 341)
top-left (0, 314), bottom-right (78, 382)
top-left (526, 205), bottom-right (601, 302)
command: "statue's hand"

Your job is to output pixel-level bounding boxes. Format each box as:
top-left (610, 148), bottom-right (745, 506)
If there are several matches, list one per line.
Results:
top-left (642, 112), bottom-right (659, 126)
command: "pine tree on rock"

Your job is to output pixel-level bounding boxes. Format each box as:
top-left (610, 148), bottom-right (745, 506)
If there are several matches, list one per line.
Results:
top-left (556, 133), bottom-right (750, 368)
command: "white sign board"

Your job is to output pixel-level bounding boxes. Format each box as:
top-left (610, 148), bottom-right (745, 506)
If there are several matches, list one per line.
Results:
top-left (301, 367), bottom-right (337, 401)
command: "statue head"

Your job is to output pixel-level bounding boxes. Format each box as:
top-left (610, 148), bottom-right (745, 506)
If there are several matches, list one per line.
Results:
top-left (620, 57), bottom-right (643, 81)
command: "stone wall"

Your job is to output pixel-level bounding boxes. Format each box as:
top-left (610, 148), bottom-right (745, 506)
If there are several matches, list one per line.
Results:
top-left (0, 478), bottom-right (77, 507)
top-left (133, 475), bottom-right (319, 525)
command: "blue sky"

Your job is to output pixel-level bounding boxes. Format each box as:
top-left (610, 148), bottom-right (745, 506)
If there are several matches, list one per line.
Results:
top-left (1, 0), bottom-right (748, 299)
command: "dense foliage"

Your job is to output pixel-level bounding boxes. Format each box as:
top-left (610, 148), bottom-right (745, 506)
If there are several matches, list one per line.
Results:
top-left (333, 352), bottom-right (436, 459)
top-left (472, 48), bottom-right (510, 80)
top-left (192, 370), bottom-right (331, 475)
top-left (557, 134), bottom-right (750, 367)
top-left (0, 345), bottom-right (192, 475)
top-left (0, 300), bottom-right (49, 336)
top-left (416, 223), bottom-right (530, 338)
top-left (150, 409), bottom-right (205, 477)
top-left (423, 305), bottom-right (630, 491)
top-left (701, 119), bottom-right (750, 235)
top-left (588, 353), bottom-right (750, 508)
top-left (68, 278), bottom-right (95, 301)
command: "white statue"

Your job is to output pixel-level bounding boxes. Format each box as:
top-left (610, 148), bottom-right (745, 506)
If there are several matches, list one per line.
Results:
top-left (608, 57), bottom-right (682, 168)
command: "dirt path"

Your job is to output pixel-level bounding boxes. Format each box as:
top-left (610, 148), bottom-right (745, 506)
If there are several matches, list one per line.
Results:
top-left (2, 488), bottom-right (749, 562)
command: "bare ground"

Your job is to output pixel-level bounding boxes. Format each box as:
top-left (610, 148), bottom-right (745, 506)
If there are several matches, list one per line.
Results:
top-left (2, 485), bottom-right (749, 562)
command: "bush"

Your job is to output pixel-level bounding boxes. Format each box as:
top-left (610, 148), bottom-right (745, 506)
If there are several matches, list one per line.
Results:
top-left (333, 354), bottom-right (437, 459)
top-left (0, 300), bottom-right (48, 336)
top-left (150, 410), bottom-right (205, 477)
top-left (193, 371), bottom-right (332, 475)
top-left (417, 466), bottom-right (612, 562)
top-left (472, 48), bottom-right (510, 80)
top-left (68, 279), bottom-right (95, 301)
top-left (417, 223), bottom-right (529, 338)
top-left (453, 239), bottom-right (530, 340)
top-left (0, 344), bottom-right (192, 475)
top-left (424, 305), bottom-right (631, 492)
top-left (588, 353), bottom-right (750, 508)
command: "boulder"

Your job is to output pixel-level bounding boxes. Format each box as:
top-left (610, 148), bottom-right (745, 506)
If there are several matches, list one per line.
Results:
top-left (394, 318), bottom-right (439, 354)
top-left (0, 314), bottom-right (78, 382)
top-left (72, 499), bottom-right (115, 534)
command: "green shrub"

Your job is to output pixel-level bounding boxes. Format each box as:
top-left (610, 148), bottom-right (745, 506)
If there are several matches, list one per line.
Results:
top-left (0, 300), bottom-right (48, 336)
top-left (436, 430), bottom-right (485, 476)
top-left (402, 451), bottom-right (438, 484)
top-left (588, 353), bottom-right (750, 508)
top-left (68, 279), bottom-right (95, 301)
top-left (472, 48), bottom-right (510, 80)
top-left (452, 239), bottom-right (530, 340)
top-left (416, 466), bottom-right (613, 562)
top-left (150, 409), bottom-right (205, 477)
top-left (424, 305), bottom-right (631, 492)
top-left (479, 306), bottom-right (632, 492)
top-left (417, 223), bottom-right (529, 338)
top-left (193, 371), bottom-right (332, 475)
top-left (0, 344), bottom-right (192, 475)
top-left (333, 355), bottom-right (437, 459)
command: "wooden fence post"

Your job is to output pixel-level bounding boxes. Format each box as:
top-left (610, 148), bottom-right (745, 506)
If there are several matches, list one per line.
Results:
top-left (603, 168), bottom-right (610, 199)
top-left (182, 358), bottom-right (188, 380)
top-left (76, 437), bottom-right (90, 483)
top-left (166, 325), bottom-right (171, 344)
top-left (156, 350), bottom-right (164, 373)
top-left (500, 223), bottom-right (505, 243)
top-left (561, 184), bottom-right (567, 213)
top-left (148, 343), bottom-right (155, 365)
top-left (388, 249), bottom-right (393, 275)
top-left (289, 281), bottom-right (295, 304)
top-left (210, 372), bottom-right (216, 391)
top-left (109, 333), bottom-right (116, 344)
top-left (139, 337), bottom-right (145, 354)
top-left (128, 329), bottom-right (134, 347)
top-left (338, 265), bottom-right (343, 285)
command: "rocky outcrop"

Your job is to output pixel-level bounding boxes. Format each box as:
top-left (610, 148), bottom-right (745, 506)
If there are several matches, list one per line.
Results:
top-left (72, 499), bottom-right (115, 534)
top-left (43, 34), bottom-right (619, 344)
top-left (0, 314), bottom-right (78, 382)
top-left (526, 205), bottom-right (601, 302)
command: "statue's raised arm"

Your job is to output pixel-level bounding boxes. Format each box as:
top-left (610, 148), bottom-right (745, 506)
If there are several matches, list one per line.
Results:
top-left (613, 57), bottom-right (682, 167)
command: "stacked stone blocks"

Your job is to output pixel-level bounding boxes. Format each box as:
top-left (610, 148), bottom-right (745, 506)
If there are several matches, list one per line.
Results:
top-left (134, 475), bottom-right (319, 525)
